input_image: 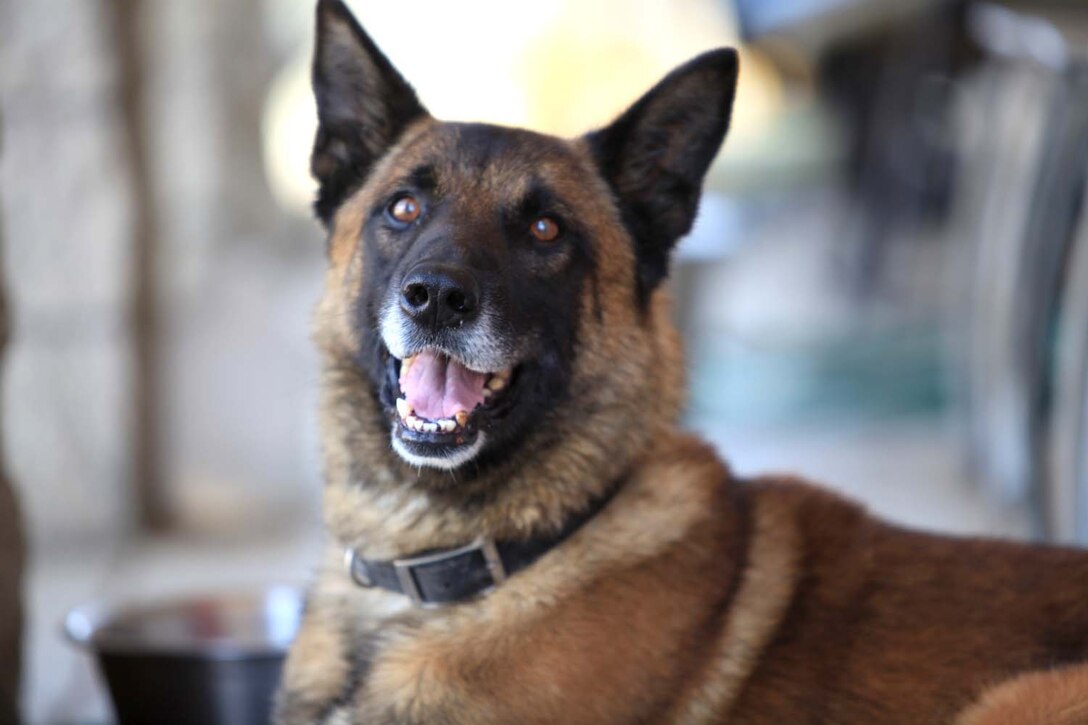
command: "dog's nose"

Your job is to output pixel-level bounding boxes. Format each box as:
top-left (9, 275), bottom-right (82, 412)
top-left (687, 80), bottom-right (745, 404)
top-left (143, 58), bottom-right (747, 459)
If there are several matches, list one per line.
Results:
top-left (400, 265), bottom-right (480, 329)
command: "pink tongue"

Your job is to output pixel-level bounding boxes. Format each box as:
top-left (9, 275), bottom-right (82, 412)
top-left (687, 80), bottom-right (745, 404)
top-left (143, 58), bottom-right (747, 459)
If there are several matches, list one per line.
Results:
top-left (400, 350), bottom-right (488, 421)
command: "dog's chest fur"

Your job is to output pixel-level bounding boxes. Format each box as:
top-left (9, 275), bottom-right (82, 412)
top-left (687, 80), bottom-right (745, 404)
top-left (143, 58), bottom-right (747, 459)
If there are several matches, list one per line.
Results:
top-left (284, 436), bottom-right (753, 724)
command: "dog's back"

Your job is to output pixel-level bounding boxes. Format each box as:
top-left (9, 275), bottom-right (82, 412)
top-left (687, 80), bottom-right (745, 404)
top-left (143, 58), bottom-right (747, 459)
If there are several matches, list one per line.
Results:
top-left (722, 479), bottom-right (1088, 722)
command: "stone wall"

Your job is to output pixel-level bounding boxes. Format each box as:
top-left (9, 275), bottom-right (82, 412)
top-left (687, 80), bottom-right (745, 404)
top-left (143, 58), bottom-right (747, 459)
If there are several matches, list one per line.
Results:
top-left (0, 0), bottom-right (325, 547)
top-left (0, 0), bottom-right (136, 546)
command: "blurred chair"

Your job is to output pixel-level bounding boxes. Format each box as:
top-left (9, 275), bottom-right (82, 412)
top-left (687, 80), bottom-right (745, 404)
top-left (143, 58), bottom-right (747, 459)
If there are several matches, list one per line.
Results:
top-left (737, 0), bottom-right (1088, 542)
top-left (737, 0), bottom-right (970, 295)
top-left (0, 125), bottom-right (24, 723)
top-left (949, 3), bottom-right (1088, 540)
top-left (1048, 128), bottom-right (1088, 544)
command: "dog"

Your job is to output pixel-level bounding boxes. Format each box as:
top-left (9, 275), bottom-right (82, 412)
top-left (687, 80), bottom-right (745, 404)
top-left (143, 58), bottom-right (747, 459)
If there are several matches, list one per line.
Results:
top-left (277, 2), bottom-right (1088, 722)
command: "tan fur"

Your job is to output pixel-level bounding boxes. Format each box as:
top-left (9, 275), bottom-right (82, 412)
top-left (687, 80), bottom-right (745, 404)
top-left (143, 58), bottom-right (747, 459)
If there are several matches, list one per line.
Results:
top-left (671, 491), bottom-right (802, 723)
top-left (278, 597), bottom-right (352, 721)
top-left (956, 665), bottom-right (1088, 725)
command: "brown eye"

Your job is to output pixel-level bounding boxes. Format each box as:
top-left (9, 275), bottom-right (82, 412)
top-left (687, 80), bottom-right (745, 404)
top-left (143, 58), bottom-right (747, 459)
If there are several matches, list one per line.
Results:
top-left (530, 216), bottom-right (560, 242)
top-left (390, 195), bottom-right (421, 224)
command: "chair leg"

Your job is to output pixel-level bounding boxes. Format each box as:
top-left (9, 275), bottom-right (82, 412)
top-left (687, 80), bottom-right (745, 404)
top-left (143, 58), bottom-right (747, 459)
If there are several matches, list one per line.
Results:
top-left (0, 472), bottom-right (22, 724)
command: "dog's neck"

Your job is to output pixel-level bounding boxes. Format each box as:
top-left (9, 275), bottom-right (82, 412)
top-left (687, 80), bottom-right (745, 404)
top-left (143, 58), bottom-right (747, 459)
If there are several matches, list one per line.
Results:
top-left (317, 359), bottom-right (669, 560)
top-left (317, 290), bottom-right (685, 559)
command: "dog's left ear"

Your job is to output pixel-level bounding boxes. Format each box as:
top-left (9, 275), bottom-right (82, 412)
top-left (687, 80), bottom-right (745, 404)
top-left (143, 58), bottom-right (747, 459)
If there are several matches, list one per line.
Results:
top-left (311, 0), bottom-right (429, 226)
top-left (587, 49), bottom-right (738, 301)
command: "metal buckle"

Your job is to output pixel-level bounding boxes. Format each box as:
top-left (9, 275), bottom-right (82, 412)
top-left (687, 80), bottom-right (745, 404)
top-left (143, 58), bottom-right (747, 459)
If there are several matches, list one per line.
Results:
top-left (392, 537), bottom-right (506, 608)
top-left (344, 549), bottom-right (373, 587)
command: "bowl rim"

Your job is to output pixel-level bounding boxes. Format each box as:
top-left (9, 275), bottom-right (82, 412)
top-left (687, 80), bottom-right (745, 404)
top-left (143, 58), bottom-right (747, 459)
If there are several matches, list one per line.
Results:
top-left (63, 584), bottom-right (302, 660)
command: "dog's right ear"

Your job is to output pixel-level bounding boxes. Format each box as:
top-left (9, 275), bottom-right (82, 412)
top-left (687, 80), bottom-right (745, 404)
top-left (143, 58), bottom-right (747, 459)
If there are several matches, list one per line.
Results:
top-left (586, 49), bottom-right (737, 304)
top-left (311, 0), bottom-right (428, 226)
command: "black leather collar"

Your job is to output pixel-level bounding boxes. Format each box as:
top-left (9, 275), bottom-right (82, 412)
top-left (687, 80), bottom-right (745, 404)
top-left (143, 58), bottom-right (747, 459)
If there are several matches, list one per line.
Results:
top-left (344, 489), bottom-right (616, 607)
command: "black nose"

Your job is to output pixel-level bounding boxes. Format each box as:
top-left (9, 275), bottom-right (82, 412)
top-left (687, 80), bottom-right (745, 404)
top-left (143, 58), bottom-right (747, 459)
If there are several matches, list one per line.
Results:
top-left (400, 264), bottom-right (480, 329)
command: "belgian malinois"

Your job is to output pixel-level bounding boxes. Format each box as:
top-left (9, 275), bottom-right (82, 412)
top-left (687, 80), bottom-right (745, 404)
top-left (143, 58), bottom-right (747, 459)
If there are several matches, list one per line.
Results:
top-left (277, 2), bottom-right (1088, 722)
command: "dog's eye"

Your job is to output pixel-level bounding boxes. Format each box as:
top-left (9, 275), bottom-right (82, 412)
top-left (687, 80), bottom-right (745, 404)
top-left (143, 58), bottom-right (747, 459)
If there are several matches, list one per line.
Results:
top-left (389, 196), bottom-right (421, 224)
top-left (530, 217), bottom-right (560, 243)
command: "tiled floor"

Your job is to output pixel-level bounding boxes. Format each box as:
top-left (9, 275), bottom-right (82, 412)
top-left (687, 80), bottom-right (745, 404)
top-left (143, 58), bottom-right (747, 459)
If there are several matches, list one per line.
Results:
top-left (24, 417), bottom-right (1031, 723)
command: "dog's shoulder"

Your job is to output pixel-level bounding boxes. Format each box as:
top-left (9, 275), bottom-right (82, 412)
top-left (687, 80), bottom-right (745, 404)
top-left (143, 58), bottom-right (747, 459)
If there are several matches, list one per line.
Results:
top-left (628, 432), bottom-right (731, 493)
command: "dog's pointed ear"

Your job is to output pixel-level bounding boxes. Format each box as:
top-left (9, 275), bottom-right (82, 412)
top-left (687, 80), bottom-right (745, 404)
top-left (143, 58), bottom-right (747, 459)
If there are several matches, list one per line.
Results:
top-left (311, 0), bottom-right (429, 225)
top-left (586, 49), bottom-right (738, 301)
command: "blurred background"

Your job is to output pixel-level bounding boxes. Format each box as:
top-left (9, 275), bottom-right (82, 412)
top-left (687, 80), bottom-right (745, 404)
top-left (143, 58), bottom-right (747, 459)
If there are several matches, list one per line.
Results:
top-left (3, 0), bottom-right (1088, 720)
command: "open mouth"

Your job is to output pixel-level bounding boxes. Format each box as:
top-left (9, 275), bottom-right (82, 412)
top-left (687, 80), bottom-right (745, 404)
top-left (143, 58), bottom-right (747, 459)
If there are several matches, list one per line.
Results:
top-left (391, 348), bottom-right (515, 458)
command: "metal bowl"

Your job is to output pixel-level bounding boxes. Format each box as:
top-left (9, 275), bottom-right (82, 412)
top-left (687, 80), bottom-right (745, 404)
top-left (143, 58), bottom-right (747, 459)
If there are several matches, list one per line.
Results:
top-left (65, 586), bottom-right (302, 725)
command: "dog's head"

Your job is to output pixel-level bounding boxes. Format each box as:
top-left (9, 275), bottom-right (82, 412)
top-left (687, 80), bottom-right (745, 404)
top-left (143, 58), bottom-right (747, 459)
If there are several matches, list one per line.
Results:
top-left (310, 0), bottom-right (737, 476)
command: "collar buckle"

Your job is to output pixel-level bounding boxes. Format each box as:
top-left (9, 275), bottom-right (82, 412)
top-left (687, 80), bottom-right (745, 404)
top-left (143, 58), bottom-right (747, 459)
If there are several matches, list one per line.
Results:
top-left (392, 537), bottom-right (506, 607)
top-left (344, 548), bottom-right (373, 587)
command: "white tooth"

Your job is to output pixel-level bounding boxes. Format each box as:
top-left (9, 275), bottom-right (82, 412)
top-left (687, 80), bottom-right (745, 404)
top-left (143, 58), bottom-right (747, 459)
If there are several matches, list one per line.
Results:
top-left (401, 355), bottom-right (417, 377)
top-left (487, 376), bottom-right (506, 392)
top-left (406, 415), bottom-right (424, 431)
top-left (454, 411), bottom-right (470, 427)
top-left (423, 422), bottom-right (438, 433)
top-left (438, 419), bottom-right (455, 433)
top-left (395, 398), bottom-right (412, 419)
